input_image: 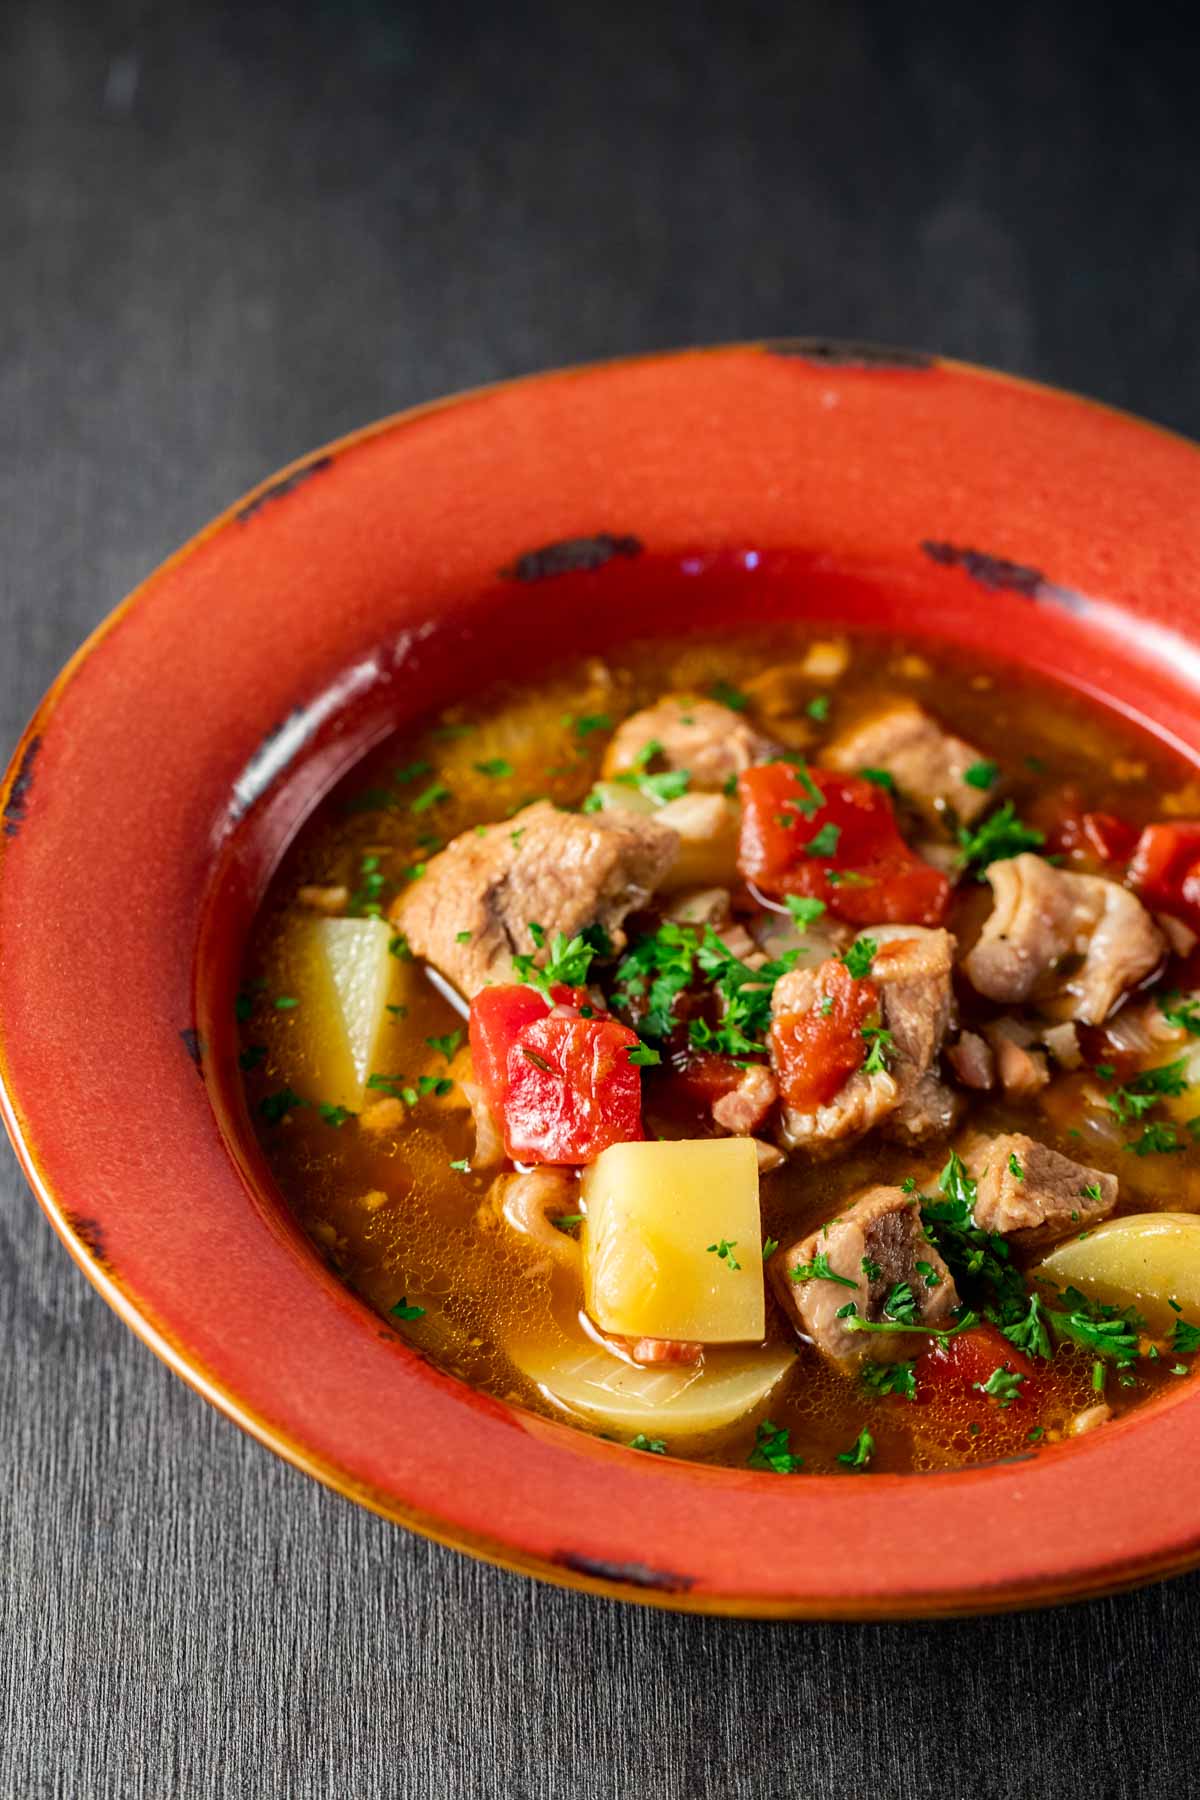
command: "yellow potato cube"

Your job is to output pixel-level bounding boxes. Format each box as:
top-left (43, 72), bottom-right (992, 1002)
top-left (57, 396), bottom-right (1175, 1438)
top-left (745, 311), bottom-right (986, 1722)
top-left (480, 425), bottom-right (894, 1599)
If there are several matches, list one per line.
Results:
top-left (1035, 1211), bottom-right (1200, 1333)
top-left (582, 1137), bottom-right (764, 1343)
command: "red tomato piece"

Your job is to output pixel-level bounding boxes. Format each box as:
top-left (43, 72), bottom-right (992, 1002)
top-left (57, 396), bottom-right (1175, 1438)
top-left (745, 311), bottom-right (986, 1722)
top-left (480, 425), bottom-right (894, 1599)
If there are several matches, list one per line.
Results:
top-left (1047, 799), bottom-right (1139, 866)
top-left (503, 1012), bottom-right (646, 1163)
top-left (915, 1322), bottom-right (1040, 1411)
top-left (736, 763), bottom-right (950, 926)
top-left (769, 960), bottom-right (878, 1109)
top-left (1129, 821), bottom-right (1200, 931)
top-left (468, 983), bottom-right (594, 1110)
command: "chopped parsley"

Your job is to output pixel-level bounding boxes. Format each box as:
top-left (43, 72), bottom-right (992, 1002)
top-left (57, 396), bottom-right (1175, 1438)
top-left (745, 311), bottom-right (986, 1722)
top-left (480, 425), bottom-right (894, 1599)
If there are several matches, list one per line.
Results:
top-left (785, 894), bottom-right (827, 927)
top-left (1008, 1151), bottom-right (1024, 1180)
top-left (804, 822), bottom-right (841, 858)
top-left (410, 781), bottom-right (450, 814)
top-left (861, 1025), bottom-right (894, 1075)
top-left (394, 758), bottom-right (432, 784)
top-left (273, 995), bottom-right (299, 1010)
top-left (1171, 1317), bottom-right (1200, 1355)
top-left (627, 1042), bottom-right (662, 1067)
top-left (748, 1419), bottom-right (804, 1474)
top-left (881, 1281), bottom-right (917, 1325)
top-left (1106, 1059), bottom-right (1190, 1123)
top-left (318, 1103), bottom-right (356, 1127)
top-left (860, 766), bottom-right (896, 793)
top-left (513, 927), bottom-right (598, 996)
top-left (710, 679), bottom-right (749, 712)
top-left (861, 1254), bottom-right (882, 1281)
top-left (973, 1366), bottom-right (1025, 1408)
top-left (840, 937), bottom-right (877, 980)
top-left (455, 930), bottom-right (473, 944)
top-left (805, 693), bottom-right (831, 722)
top-left (552, 1213), bottom-right (585, 1233)
top-left (572, 712), bottom-right (614, 739)
top-left (862, 1360), bottom-right (917, 1400)
top-left (789, 1251), bottom-right (857, 1289)
top-left (449, 1158), bottom-right (471, 1173)
top-left (963, 760), bottom-right (1000, 790)
top-left (836, 1428), bottom-right (874, 1471)
top-left (1126, 1122), bottom-right (1189, 1156)
top-left (629, 1433), bottom-right (667, 1455)
top-left (1002, 1294), bottom-right (1052, 1360)
top-left (707, 1238), bottom-right (742, 1271)
top-left (762, 1237), bottom-right (780, 1261)
top-left (957, 800), bottom-right (1045, 876)
top-left (259, 1087), bottom-right (305, 1124)
top-left (388, 932), bottom-right (413, 961)
top-left (914, 1260), bottom-right (942, 1289)
top-left (425, 1030), bottom-right (463, 1062)
top-left (390, 1298), bottom-right (425, 1321)
top-left (1159, 991), bottom-right (1200, 1036)
top-left (474, 757), bottom-right (514, 778)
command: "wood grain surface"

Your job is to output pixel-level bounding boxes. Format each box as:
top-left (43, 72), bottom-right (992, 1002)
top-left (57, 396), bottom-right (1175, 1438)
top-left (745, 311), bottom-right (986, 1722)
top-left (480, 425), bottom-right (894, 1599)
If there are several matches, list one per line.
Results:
top-left (2, 2), bottom-right (1197, 1794)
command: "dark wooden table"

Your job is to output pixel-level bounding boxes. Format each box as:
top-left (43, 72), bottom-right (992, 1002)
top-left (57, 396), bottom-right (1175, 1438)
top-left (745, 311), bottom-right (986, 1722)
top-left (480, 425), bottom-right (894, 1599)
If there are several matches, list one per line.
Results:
top-left (3, 3), bottom-right (1197, 1794)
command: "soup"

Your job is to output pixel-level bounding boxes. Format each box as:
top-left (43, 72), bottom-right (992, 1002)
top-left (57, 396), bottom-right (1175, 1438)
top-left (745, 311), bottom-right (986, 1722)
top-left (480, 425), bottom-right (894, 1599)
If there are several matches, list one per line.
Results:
top-left (239, 627), bottom-right (1200, 1476)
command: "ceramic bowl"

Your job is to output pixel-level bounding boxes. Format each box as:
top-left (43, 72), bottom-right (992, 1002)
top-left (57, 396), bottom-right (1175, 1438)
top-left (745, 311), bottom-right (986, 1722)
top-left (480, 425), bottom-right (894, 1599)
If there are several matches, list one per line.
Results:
top-left (3, 343), bottom-right (1200, 1616)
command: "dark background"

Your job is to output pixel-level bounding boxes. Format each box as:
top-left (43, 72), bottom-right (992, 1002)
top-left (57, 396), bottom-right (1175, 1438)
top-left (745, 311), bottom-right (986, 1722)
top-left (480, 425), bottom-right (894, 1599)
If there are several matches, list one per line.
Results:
top-left (2, 3), bottom-right (1198, 1796)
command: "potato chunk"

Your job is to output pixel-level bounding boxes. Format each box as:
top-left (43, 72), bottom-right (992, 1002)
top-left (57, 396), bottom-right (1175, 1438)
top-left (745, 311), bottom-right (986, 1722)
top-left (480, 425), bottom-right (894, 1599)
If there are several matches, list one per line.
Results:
top-left (1034, 1212), bottom-right (1200, 1333)
top-left (287, 916), bottom-right (404, 1110)
top-left (582, 1138), bottom-right (764, 1343)
top-left (510, 1333), bottom-right (793, 1437)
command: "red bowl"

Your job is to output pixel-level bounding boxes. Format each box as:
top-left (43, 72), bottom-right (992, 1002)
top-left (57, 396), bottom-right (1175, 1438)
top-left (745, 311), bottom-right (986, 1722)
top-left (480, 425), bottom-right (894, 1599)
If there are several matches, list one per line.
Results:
top-left (3, 343), bottom-right (1200, 1618)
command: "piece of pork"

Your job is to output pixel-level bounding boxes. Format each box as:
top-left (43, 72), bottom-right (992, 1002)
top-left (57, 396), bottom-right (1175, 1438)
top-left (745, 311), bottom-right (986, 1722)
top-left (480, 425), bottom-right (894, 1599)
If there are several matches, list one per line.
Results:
top-left (391, 800), bottom-right (677, 998)
top-left (981, 1017), bottom-right (1049, 1099)
top-left (602, 696), bottom-right (775, 791)
top-left (960, 1130), bottom-right (1118, 1248)
top-left (768, 1185), bottom-right (959, 1368)
top-left (826, 700), bottom-right (992, 830)
top-left (711, 1064), bottom-right (778, 1135)
top-left (963, 853), bottom-right (1166, 1025)
top-left (770, 927), bottom-right (961, 1149)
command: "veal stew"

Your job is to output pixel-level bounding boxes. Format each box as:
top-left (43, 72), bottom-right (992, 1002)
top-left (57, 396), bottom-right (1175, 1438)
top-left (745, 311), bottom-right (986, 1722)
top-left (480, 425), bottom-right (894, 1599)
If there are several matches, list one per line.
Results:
top-left (240, 629), bottom-right (1200, 1476)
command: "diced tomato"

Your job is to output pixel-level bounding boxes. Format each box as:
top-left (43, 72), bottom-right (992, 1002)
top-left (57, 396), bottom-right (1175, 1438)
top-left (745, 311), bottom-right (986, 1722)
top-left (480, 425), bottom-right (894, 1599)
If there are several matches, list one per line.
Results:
top-left (1046, 796), bottom-right (1138, 866)
top-left (663, 1050), bottom-right (746, 1106)
top-left (737, 763), bottom-right (950, 926)
top-left (1129, 821), bottom-right (1200, 931)
top-left (914, 1322), bottom-right (1041, 1411)
top-left (502, 1011), bottom-right (645, 1163)
top-left (769, 959), bottom-right (879, 1109)
top-left (468, 983), bottom-right (592, 1099)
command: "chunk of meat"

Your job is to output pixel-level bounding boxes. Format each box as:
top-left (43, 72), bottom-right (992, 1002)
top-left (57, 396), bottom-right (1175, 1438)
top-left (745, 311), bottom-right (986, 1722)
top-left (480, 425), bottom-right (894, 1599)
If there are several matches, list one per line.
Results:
top-left (963, 853), bottom-right (1166, 1025)
top-left (945, 1030), bottom-right (994, 1091)
top-left (960, 1130), bottom-right (1118, 1247)
top-left (826, 701), bottom-right (992, 829)
top-left (392, 800), bottom-right (677, 997)
top-left (768, 1185), bottom-right (959, 1368)
top-left (982, 1017), bottom-right (1049, 1099)
top-left (770, 929), bottom-right (960, 1148)
top-left (602, 696), bottom-right (774, 790)
top-left (711, 1063), bottom-right (778, 1135)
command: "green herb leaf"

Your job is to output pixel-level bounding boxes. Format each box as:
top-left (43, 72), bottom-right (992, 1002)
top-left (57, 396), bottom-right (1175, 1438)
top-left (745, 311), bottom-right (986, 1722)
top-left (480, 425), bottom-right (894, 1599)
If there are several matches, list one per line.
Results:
top-left (789, 1251), bottom-right (858, 1289)
top-left (957, 800), bottom-right (1045, 876)
top-left (474, 758), bottom-right (514, 778)
top-left (973, 1366), bottom-right (1026, 1408)
top-left (318, 1103), bottom-right (356, 1127)
top-left (259, 1087), bottom-right (306, 1124)
top-left (710, 679), bottom-right (749, 712)
top-left (860, 767), bottom-right (896, 793)
top-left (748, 1419), bottom-right (804, 1474)
top-left (785, 895), bottom-right (827, 927)
top-left (840, 937), bottom-right (878, 980)
top-left (836, 1428), bottom-right (874, 1471)
top-left (391, 1298), bottom-right (425, 1321)
top-left (426, 1029), bottom-right (464, 1062)
top-left (804, 822), bottom-right (841, 858)
top-left (627, 1042), bottom-right (662, 1067)
top-left (628, 1433), bottom-right (667, 1454)
top-left (707, 1238), bottom-right (742, 1272)
top-left (861, 1360), bottom-right (917, 1400)
top-left (963, 760), bottom-right (1000, 790)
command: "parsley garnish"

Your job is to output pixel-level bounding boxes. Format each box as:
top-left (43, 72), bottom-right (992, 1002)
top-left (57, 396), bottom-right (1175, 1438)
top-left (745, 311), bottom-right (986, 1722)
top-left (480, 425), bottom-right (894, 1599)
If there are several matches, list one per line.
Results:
top-left (710, 679), bottom-right (749, 712)
top-left (881, 1281), bottom-right (917, 1325)
top-left (1159, 991), bottom-right (1200, 1036)
top-left (789, 1251), bottom-right (858, 1289)
top-left (861, 1255), bottom-right (882, 1281)
top-left (862, 1360), bottom-right (917, 1400)
top-left (860, 767), bottom-right (895, 793)
top-left (806, 694), bottom-right (831, 722)
top-left (973, 1366), bottom-right (1025, 1408)
top-left (273, 995), bottom-right (299, 1010)
top-left (410, 781), bottom-right (450, 814)
top-left (1001, 1294), bottom-right (1052, 1360)
top-left (762, 1237), bottom-right (780, 1260)
top-left (957, 800), bottom-right (1045, 876)
top-left (840, 937), bottom-right (877, 980)
top-left (861, 1025), bottom-right (894, 1075)
top-left (552, 1213), bottom-right (585, 1233)
top-left (1126, 1122), bottom-right (1189, 1156)
top-left (395, 758), bottom-right (432, 783)
top-left (629, 1433), bottom-right (667, 1455)
top-left (627, 1042), bottom-right (662, 1067)
top-left (426, 1030), bottom-right (463, 1062)
top-left (318, 1103), bottom-right (355, 1127)
top-left (785, 894), bottom-right (827, 927)
top-left (837, 1304), bottom-right (981, 1343)
top-left (707, 1238), bottom-right (742, 1272)
top-left (1171, 1317), bottom-right (1200, 1355)
top-left (963, 760), bottom-right (1000, 790)
top-left (1008, 1151), bottom-right (1024, 1180)
top-left (259, 1087), bottom-right (305, 1124)
top-left (474, 757), bottom-right (514, 779)
top-left (572, 712), bottom-right (613, 738)
top-left (390, 1298), bottom-right (425, 1321)
top-left (449, 1158), bottom-right (471, 1173)
top-left (388, 933), bottom-right (413, 961)
top-left (513, 928), bottom-right (598, 996)
top-left (836, 1428), bottom-right (874, 1471)
top-left (1107, 1059), bottom-right (1190, 1123)
top-left (805, 822), bottom-right (841, 858)
top-left (748, 1419), bottom-right (804, 1473)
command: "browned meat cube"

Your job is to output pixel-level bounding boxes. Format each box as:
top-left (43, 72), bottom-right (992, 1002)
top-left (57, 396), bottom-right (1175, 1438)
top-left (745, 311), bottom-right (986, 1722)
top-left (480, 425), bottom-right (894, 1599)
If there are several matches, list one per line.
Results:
top-left (711, 1063), bottom-right (778, 1135)
top-left (391, 800), bottom-right (676, 998)
top-left (963, 853), bottom-right (1165, 1025)
top-left (768, 1185), bottom-right (959, 1368)
top-left (961, 1131), bottom-right (1118, 1247)
top-left (602, 696), bottom-right (775, 790)
top-left (770, 927), bottom-right (961, 1149)
top-left (826, 700), bottom-right (992, 829)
